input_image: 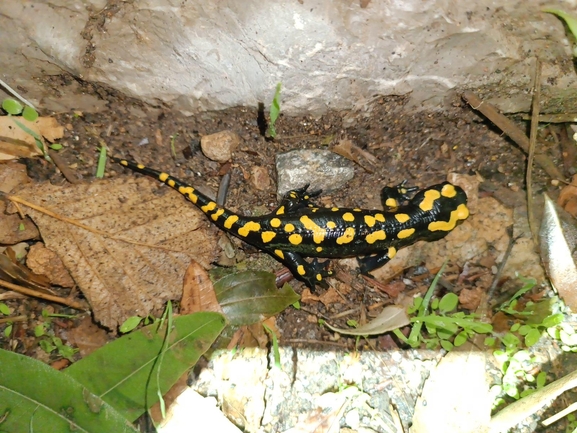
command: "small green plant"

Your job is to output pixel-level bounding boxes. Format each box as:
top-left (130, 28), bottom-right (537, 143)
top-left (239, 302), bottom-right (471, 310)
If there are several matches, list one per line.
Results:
top-left (267, 83), bottom-right (282, 138)
top-left (96, 146), bottom-right (107, 178)
top-left (170, 133), bottom-right (178, 158)
top-left (119, 314), bottom-right (158, 333)
top-left (35, 309), bottom-right (79, 361)
top-left (0, 302), bottom-right (12, 338)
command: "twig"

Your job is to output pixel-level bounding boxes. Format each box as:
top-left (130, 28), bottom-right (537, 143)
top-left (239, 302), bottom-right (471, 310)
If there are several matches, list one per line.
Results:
top-left (462, 91), bottom-right (563, 180)
top-left (527, 59), bottom-right (542, 246)
top-left (0, 78), bottom-right (37, 110)
top-left (47, 149), bottom-right (81, 184)
top-left (0, 279), bottom-right (87, 310)
top-left (488, 227), bottom-right (520, 300)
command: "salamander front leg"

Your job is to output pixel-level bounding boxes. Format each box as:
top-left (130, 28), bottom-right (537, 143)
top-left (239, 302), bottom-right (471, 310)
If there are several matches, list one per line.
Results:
top-left (277, 250), bottom-right (333, 290)
top-left (273, 184), bottom-right (322, 215)
top-left (381, 181), bottom-right (418, 210)
top-left (357, 247), bottom-right (397, 274)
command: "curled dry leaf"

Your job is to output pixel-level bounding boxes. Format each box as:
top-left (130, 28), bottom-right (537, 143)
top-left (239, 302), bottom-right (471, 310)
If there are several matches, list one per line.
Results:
top-left (10, 176), bottom-right (220, 330)
top-left (324, 305), bottom-right (410, 336)
top-left (557, 174), bottom-right (577, 218)
top-left (540, 194), bottom-right (577, 311)
top-left (181, 260), bottom-right (223, 315)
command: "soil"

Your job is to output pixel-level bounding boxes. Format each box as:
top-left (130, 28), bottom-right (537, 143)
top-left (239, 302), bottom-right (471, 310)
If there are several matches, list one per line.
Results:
top-left (1, 75), bottom-right (571, 430)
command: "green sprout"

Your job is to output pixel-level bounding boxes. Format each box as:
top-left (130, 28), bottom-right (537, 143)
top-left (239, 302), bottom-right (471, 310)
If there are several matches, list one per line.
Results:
top-left (267, 83), bottom-right (282, 138)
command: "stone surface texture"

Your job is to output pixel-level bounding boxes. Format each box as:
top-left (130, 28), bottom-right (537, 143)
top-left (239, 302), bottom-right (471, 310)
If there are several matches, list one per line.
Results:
top-left (1, 1), bottom-right (576, 115)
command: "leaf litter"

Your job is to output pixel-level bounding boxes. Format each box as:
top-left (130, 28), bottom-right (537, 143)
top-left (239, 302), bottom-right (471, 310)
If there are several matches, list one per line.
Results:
top-left (8, 175), bottom-right (220, 329)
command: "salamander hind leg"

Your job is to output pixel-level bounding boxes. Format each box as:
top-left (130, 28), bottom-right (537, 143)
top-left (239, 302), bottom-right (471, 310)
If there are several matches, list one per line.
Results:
top-left (274, 184), bottom-right (322, 215)
top-left (357, 247), bottom-right (397, 274)
top-left (381, 180), bottom-right (418, 210)
top-left (277, 250), bottom-right (333, 290)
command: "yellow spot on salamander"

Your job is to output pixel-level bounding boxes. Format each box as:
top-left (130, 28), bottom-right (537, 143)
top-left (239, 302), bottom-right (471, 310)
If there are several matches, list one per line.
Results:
top-left (276, 206), bottom-right (285, 215)
top-left (238, 221), bottom-right (261, 237)
top-left (353, 208), bottom-right (362, 212)
top-left (428, 204), bottom-right (470, 232)
top-left (326, 221), bottom-right (336, 229)
top-left (441, 184), bottom-right (457, 198)
top-left (419, 189), bottom-right (441, 212)
top-left (316, 246), bottom-right (323, 252)
top-left (395, 213), bottom-right (410, 223)
top-left (300, 215), bottom-right (326, 244)
top-left (224, 215), bottom-right (239, 229)
top-left (316, 274), bottom-right (323, 281)
top-left (398, 228), bottom-right (415, 239)
top-left (137, 164), bottom-right (145, 169)
top-left (364, 215), bottom-right (376, 227)
top-left (261, 231), bottom-right (277, 243)
top-left (365, 230), bottom-right (386, 244)
top-left (375, 213), bottom-right (385, 222)
top-left (289, 233), bottom-right (303, 245)
top-left (270, 218), bottom-right (281, 228)
top-left (159, 172), bottom-right (169, 182)
top-left (297, 265), bottom-right (306, 276)
top-left (167, 179), bottom-right (176, 187)
top-left (275, 250), bottom-right (284, 259)
top-left (388, 246), bottom-right (397, 258)
top-left (290, 192), bottom-right (297, 198)
top-left (211, 208), bottom-right (225, 221)
top-left (342, 212), bottom-right (354, 222)
top-left (385, 198), bottom-right (398, 208)
top-left (120, 160), bottom-right (128, 166)
top-left (284, 224), bottom-right (295, 232)
top-left (331, 207), bottom-right (339, 211)
top-left (201, 202), bottom-right (217, 213)
top-left (336, 227), bottom-right (355, 244)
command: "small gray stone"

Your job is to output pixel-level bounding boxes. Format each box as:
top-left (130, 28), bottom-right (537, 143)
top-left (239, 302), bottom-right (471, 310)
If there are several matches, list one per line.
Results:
top-left (275, 149), bottom-right (354, 198)
top-left (200, 130), bottom-right (241, 163)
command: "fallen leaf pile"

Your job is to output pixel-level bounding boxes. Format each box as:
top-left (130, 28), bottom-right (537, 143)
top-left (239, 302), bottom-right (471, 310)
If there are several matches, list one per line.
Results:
top-left (9, 176), bottom-right (221, 329)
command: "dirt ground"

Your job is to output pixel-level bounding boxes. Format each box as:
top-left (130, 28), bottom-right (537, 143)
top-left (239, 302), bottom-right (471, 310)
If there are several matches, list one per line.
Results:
top-left (2, 75), bottom-right (573, 430)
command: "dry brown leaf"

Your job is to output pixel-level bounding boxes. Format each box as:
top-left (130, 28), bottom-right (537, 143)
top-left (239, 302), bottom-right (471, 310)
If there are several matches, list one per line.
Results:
top-left (558, 174), bottom-right (577, 217)
top-left (181, 260), bottom-right (223, 315)
top-left (11, 176), bottom-right (221, 329)
top-left (0, 160), bottom-right (31, 193)
top-left (27, 243), bottom-right (75, 288)
top-left (0, 116), bottom-right (63, 160)
top-left (0, 251), bottom-right (52, 293)
top-left (66, 315), bottom-right (109, 357)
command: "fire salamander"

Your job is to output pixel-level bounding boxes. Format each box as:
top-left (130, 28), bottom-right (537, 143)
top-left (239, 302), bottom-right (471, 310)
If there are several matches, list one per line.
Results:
top-left (113, 157), bottom-right (469, 290)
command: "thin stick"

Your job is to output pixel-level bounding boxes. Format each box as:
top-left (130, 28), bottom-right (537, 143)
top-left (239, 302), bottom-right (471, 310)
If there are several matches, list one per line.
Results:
top-left (0, 78), bottom-right (37, 110)
top-left (462, 91), bottom-right (563, 180)
top-left (527, 58), bottom-right (542, 246)
top-left (0, 279), bottom-right (87, 310)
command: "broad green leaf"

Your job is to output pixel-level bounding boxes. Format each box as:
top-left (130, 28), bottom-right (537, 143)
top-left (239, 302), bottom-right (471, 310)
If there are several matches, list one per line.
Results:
top-left (49, 143), bottom-right (63, 150)
top-left (440, 339), bottom-right (453, 351)
top-left (0, 302), bottom-right (10, 315)
top-left (0, 349), bottom-right (137, 433)
top-left (2, 98), bottom-right (23, 115)
top-left (468, 321), bottom-right (493, 334)
top-left (542, 313), bottom-right (564, 328)
top-left (67, 312), bottom-right (225, 422)
top-left (214, 271), bottom-right (299, 326)
top-left (438, 292), bottom-right (459, 313)
top-left (22, 105), bottom-right (38, 121)
top-left (454, 331), bottom-right (468, 347)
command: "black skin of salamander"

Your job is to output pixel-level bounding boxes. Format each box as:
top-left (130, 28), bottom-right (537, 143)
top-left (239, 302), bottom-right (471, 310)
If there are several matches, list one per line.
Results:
top-left (112, 157), bottom-right (469, 290)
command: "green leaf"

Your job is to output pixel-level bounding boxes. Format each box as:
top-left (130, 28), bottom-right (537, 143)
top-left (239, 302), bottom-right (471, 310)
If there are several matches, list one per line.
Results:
top-left (517, 324), bottom-right (531, 335)
top-left (66, 312), bottom-right (226, 422)
top-left (34, 324), bottom-right (46, 337)
top-left (22, 105), bottom-right (39, 122)
top-left (544, 10), bottom-right (577, 48)
top-left (502, 332), bottom-right (521, 350)
top-left (524, 328), bottom-right (542, 347)
top-left (454, 331), bottom-right (468, 347)
top-left (2, 98), bottom-right (23, 115)
top-left (96, 147), bottom-right (107, 178)
top-left (438, 293), bottom-right (459, 313)
top-left (263, 324), bottom-right (281, 368)
top-left (542, 313), bottom-right (564, 328)
top-left (0, 303), bottom-right (10, 315)
top-left (120, 316), bottom-right (143, 333)
top-left (468, 321), bottom-right (493, 334)
top-left (49, 143), bottom-right (63, 150)
top-left (39, 339), bottom-right (56, 353)
top-left (267, 83), bottom-right (281, 138)
top-left (430, 298), bottom-right (440, 310)
top-left (440, 339), bottom-right (453, 351)
top-left (484, 336), bottom-right (496, 346)
top-left (0, 349), bottom-right (138, 433)
top-left (214, 271), bottom-right (299, 326)
top-left (510, 322), bottom-right (521, 333)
